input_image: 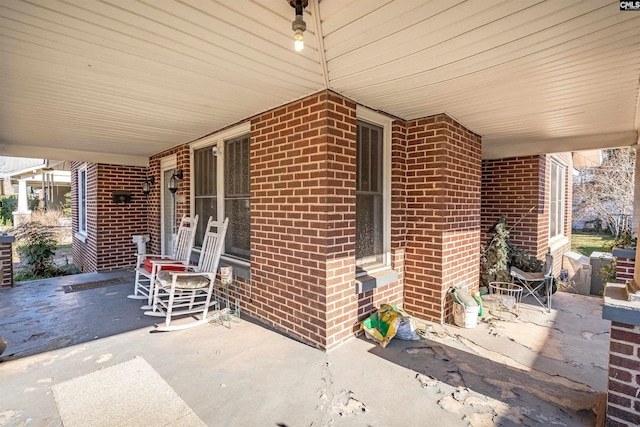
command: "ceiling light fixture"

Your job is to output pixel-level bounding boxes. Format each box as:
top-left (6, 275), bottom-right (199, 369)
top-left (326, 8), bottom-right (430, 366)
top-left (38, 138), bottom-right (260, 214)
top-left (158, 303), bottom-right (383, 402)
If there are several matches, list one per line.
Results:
top-left (290, 0), bottom-right (308, 52)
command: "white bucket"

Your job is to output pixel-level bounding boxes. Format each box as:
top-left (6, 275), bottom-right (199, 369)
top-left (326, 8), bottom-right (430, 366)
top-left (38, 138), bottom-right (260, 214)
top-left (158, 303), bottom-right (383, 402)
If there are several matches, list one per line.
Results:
top-left (453, 303), bottom-right (479, 328)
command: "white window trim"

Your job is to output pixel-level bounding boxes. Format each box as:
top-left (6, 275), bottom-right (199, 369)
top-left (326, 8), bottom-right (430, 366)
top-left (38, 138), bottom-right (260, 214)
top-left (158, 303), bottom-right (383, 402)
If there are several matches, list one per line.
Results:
top-left (190, 121), bottom-right (251, 265)
top-left (549, 156), bottom-right (566, 245)
top-left (160, 155), bottom-right (177, 256)
top-left (75, 164), bottom-right (87, 242)
top-left (356, 105), bottom-right (393, 275)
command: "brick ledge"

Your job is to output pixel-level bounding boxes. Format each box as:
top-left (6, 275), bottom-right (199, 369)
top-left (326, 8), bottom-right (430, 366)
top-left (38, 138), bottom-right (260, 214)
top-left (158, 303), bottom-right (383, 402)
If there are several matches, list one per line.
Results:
top-left (602, 282), bottom-right (640, 326)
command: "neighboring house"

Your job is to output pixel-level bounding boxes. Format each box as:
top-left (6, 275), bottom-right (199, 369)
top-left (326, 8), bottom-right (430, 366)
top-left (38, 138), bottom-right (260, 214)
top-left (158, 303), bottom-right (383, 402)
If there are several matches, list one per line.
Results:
top-left (481, 153), bottom-right (574, 275)
top-left (0, 157), bottom-right (71, 226)
top-left (69, 91), bottom-right (585, 350)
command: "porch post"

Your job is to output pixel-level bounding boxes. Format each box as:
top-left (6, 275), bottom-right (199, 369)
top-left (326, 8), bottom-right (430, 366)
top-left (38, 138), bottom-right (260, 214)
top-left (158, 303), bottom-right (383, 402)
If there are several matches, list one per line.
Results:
top-left (12, 178), bottom-right (31, 227)
top-left (601, 142), bottom-right (640, 427)
top-left (633, 145), bottom-right (640, 282)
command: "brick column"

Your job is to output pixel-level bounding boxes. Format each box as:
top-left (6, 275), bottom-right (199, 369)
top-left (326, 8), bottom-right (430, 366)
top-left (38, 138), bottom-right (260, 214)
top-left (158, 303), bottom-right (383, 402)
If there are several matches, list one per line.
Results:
top-left (606, 321), bottom-right (640, 426)
top-left (403, 114), bottom-right (482, 323)
top-left (251, 91), bottom-right (357, 350)
top-left (0, 234), bottom-right (14, 288)
top-left (615, 257), bottom-right (635, 285)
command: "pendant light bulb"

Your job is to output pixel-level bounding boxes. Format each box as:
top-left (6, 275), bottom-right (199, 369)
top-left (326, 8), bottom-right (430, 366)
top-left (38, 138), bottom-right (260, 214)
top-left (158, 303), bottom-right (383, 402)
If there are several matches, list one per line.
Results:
top-left (290, 1), bottom-right (307, 53)
top-left (294, 29), bottom-right (304, 52)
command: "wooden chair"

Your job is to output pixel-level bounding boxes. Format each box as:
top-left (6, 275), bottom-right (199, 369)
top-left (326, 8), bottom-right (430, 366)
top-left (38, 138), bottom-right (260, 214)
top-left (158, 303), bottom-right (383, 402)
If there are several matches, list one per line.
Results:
top-left (144, 217), bottom-right (228, 331)
top-left (127, 215), bottom-right (199, 308)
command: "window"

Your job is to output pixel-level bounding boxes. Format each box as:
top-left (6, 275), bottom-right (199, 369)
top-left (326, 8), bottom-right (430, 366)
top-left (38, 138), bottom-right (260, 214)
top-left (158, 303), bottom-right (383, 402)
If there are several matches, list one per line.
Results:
top-left (355, 107), bottom-right (392, 274)
top-left (549, 159), bottom-right (565, 240)
top-left (191, 123), bottom-right (250, 262)
top-left (77, 165), bottom-right (87, 237)
top-left (224, 135), bottom-right (250, 259)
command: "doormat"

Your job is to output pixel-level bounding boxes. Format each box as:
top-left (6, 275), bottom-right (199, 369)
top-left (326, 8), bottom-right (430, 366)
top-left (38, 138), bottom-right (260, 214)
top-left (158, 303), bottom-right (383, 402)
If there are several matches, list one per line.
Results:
top-left (62, 277), bottom-right (126, 293)
top-left (52, 356), bottom-right (206, 427)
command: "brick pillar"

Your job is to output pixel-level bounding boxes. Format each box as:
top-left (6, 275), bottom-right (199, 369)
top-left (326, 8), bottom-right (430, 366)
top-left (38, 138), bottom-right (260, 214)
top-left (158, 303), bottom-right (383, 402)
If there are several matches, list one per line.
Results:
top-left (0, 234), bottom-right (14, 288)
top-left (403, 114), bottom-right (482, 323)
top-left (606, 321), bottom-right (640, 426)
top-left (615, 257), bottom-right (635, 285)
top-left (251, 91), bottom-right (357, 350)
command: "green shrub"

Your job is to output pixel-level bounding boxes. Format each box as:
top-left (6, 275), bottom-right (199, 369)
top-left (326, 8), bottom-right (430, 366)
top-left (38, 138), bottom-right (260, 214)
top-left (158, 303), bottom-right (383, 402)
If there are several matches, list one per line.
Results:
top-left (606, 233), bottom-right (637, 251)
top-left (13, 222), bottom-right (57, 277)
top-left (0, 195), bottom-right (17, 226)
top-left (62, 191), bottom-right (71, 217)
top-left (13, 263), bottom-right (80, 282)
top-left (28, 196), bottom-right (41, 212)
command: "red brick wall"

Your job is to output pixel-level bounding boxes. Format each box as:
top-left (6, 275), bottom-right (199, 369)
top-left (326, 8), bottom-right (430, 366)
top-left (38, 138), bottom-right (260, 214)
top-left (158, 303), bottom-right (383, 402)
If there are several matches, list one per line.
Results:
top-left (72, 162), bottom-right (149, 272)
top-left (94, 164), bottom-right (149, 270)
top-left (0, 239), bottom-right (13, 288)
top-left (71, 162), bottom-right (98, 273)
top-left (481, 156), bottom-right (544, 255)
top-left (606, 321), bottom-right (640, 426)
top-left (481, 154), bottom-right (573, 275)
top-left (615, 258), bottom-right (635, 285)
top-left (403, 114), bottom-right (482, 323)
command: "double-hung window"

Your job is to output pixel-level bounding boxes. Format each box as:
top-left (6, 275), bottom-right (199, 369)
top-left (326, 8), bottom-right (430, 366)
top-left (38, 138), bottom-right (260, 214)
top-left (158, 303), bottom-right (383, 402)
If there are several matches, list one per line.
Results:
top-left (356, 107), bottom-right (392, 274)
top-left (77, 165), bottom-right (87, 238)
top-left (549, 158), bottom-right (565, 241)
top-left (191, 123), bottom-right (250, 262)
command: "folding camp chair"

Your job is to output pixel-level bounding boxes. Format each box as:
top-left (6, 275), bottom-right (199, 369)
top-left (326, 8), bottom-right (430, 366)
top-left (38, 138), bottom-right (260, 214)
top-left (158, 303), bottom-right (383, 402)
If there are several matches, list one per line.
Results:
top-left (127, 215), bottom-right (198, 308)
top-left (144, 217), bottom-right (228, 331)
top-left (510, 251), bottom-right (554, 313)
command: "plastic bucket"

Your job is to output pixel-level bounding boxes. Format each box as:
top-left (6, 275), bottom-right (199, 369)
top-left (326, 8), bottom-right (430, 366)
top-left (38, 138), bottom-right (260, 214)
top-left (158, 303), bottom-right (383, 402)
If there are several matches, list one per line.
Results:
top-left (453, 303), bottom-right (479, 328)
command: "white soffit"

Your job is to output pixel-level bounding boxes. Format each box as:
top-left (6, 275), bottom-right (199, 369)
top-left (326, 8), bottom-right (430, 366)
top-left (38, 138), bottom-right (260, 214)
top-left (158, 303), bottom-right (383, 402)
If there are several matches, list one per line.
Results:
top-left (573, 149), bottom-right (604, 168)
top-left (0, 0), bottom-right (639, 164)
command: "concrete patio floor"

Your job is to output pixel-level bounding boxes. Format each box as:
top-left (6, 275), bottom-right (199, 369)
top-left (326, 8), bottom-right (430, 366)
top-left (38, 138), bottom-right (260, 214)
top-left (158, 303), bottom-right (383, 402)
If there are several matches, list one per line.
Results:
top-left (0, 271), bottom-right (610, 426)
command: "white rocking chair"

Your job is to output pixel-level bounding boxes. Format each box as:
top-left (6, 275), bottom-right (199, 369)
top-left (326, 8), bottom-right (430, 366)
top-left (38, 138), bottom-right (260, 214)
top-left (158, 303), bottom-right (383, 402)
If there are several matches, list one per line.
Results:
top-left (144, 217), bottom-right (228, 332)
top-left (127, 215), bottom-right (199, 309)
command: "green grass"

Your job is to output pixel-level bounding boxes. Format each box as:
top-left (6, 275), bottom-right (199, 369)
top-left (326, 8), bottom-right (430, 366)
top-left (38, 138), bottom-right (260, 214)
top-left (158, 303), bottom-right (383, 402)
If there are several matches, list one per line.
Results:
top-left (571, 231), bottom-right (615, 256)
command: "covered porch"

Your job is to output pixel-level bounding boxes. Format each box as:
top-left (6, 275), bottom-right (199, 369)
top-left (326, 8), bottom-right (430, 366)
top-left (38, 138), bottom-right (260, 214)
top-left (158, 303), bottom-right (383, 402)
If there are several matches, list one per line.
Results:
top-left (0, 271), bottom-right (611, 426)
top-left (2, 1), bottom-right (640, 425)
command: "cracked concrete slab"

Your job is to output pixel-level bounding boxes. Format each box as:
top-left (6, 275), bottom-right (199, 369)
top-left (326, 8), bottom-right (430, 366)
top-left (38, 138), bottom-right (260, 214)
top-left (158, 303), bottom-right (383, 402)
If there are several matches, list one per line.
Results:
top-left (0, 274), bottom-right (609, 426)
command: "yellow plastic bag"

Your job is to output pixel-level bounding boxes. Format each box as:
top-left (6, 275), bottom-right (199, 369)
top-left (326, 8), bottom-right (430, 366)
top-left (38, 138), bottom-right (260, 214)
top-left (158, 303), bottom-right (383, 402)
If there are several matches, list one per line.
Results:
top-left (360, 304), bottom-right (415, 348)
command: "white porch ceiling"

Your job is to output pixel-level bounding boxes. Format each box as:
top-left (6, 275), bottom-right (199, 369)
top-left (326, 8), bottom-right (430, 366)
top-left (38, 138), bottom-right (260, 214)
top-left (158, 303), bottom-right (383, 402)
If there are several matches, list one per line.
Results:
top-left (1, 0), bottom-right (639, 165)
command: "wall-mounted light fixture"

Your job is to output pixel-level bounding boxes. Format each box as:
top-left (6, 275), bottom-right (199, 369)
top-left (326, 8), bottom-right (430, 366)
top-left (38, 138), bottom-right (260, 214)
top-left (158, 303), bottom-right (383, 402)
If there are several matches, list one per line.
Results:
top-left (168, 169), bottom-right (183, 194)
top-left (142, 176), bottom-right (155, 196)
top-left (290, 0), bottom-right (308, 52)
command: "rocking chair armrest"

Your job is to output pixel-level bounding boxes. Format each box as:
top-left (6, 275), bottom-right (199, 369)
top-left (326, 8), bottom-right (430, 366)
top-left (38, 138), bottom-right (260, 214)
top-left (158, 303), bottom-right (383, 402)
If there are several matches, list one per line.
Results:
top-left (136, 253), bottom-right (174, 261)
top-left (150, 259), bottom-right (188, 265)
top-left (154, 262), bottom-right (191, 271)
top-left (167, 270), bottom-right (214, 278)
